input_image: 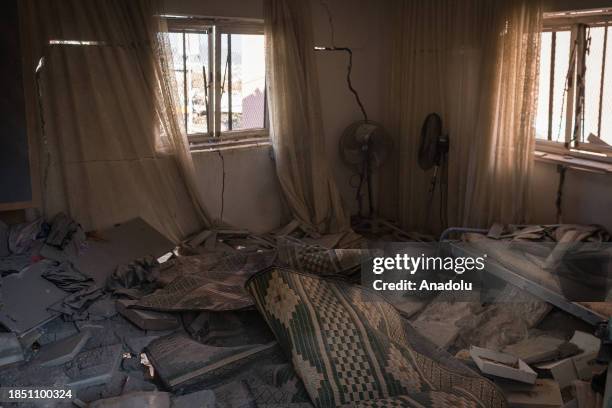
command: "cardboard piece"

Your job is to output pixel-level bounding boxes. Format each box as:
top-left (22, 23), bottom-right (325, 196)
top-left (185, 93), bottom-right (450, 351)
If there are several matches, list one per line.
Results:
top-left (470, 346), bottom-right (537, 384)
top-left (0, 333), bottom-right (24, 367)
top-left (0, 262), bottom-right (66, 334)
top-left (116, 299), bottom-right (180, 331)
top-left (34, 330), bottom-right (91, 367)
top-left (75, 218), bottom-right (174, 285)
top-left (498, 379), bottom-right (563, 408)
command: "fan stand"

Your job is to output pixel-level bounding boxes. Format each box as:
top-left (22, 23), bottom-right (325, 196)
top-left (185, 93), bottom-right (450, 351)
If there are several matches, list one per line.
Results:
top-left (424, 149), bottom-right (449, 231)
top-left (352, 141), bottom-right (377, 232)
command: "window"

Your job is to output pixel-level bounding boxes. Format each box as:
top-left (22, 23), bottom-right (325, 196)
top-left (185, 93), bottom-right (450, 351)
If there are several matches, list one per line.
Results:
top-left (168, 19), bottom-right (267, 141)
top-left (535, 9), bottom-right (612, 158)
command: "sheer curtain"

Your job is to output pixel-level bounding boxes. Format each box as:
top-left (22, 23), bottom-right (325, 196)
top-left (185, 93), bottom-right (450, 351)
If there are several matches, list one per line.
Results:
top-left (264, 0), bottom-right (350, 234)
top-left (20, 0), bottom-right (210, 242)
top-left (381, 0), bottom-right (542, 233)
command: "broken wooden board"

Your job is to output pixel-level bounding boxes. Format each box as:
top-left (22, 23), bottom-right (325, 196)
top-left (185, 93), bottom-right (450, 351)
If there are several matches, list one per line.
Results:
top-left (0, 262), bottom-right (66, 334)
top-left (75, 218), bottom-right (175, 285)
top-left (116, 299), bottom-right (180, 331)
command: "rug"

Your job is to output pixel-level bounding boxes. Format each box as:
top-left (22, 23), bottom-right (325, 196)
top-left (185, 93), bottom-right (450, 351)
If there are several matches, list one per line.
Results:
top-left (245, 267), bottom-right (507, 408)
top-left (277, 236), bottom-right (373, 279)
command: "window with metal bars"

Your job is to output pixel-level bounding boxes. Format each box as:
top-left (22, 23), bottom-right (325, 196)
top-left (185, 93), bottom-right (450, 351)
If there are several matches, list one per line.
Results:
top-left (167, 19), bottom-right (267, 142)
top-left (536, 9), bottom-right (612, 157)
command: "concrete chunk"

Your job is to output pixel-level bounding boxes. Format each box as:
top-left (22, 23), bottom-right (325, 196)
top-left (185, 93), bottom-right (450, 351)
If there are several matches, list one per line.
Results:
top-left (34, 330), bottom-right (91, 367)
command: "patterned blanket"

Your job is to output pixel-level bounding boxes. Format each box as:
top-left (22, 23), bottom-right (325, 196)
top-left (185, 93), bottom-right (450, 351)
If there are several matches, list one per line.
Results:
top-left (277, 236), bottom-right (375, 280)
top-left (133, 240), bottom-right (373, 313)
top-left (246, 267), bottom-right (506, 408)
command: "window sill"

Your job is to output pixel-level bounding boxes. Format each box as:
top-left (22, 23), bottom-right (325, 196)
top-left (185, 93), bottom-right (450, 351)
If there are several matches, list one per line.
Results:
top-left (534, 150), bottom-right (612, 174)
top-left (190, 136), bottom-right (271, 153)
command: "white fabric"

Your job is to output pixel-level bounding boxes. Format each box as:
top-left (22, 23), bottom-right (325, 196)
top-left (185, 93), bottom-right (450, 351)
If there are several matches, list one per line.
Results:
top-left (264, 0), bottom-right (349, 234)
top-left (20, 0), bottom-right (211, 242)
top-left (381, 0), bottom-right (542, 233)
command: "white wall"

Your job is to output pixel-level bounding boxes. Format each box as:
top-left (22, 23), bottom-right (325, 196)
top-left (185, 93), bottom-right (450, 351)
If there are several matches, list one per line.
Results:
top-left (191, 145), bottom-right (286, 233)
top-left (530, 161), bottom-right (612, 231)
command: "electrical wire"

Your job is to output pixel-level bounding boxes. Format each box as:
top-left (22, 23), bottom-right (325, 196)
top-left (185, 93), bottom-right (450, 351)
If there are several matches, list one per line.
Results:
top-left (317, 0), bottom-right (371, 219)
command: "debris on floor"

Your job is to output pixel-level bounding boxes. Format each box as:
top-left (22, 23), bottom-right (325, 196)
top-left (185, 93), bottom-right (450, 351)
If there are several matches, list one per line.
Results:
top-left (470, 345), bottom-right (538, 384)
top-left (0, 217), bottom-right (609, 406)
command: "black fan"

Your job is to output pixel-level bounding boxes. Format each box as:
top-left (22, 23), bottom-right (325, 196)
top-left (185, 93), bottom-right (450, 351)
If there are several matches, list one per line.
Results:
top-left (418, 113), bottom-right (448, 170)
top-left (418, 113), bottom-right (449, 227)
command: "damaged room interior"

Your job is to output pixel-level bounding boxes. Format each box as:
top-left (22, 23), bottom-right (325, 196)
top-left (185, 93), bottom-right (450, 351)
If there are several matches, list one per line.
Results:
top-left (3, 0), bottom-right (612, 406)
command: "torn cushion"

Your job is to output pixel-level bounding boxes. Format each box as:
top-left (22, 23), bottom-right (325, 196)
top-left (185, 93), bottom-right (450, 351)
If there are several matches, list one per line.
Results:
top-left (245, 267), bottom-right (506, 408)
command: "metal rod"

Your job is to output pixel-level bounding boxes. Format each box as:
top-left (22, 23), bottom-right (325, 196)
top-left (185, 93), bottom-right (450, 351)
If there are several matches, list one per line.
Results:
top-left (548, 32), bottom-right (556, 141)
top-left (598, 23), bottom-right (608, 138)
top-left (228, 34), bottom-right (232, 131)
top-left (182, 31), bottom-right (188, 133)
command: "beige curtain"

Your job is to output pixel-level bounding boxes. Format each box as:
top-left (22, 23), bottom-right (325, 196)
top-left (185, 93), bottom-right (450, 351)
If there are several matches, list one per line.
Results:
top-left (381, 0), bottom-right (542, 233)
top-left (264, 0), bottom-right (350, 234)
top-left (20, 0), bottom-right (210, 242)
